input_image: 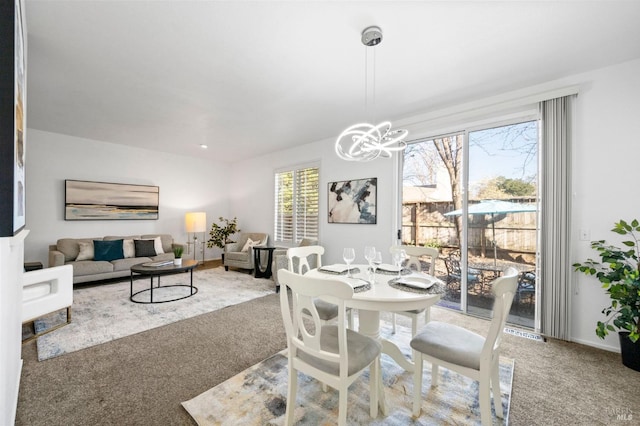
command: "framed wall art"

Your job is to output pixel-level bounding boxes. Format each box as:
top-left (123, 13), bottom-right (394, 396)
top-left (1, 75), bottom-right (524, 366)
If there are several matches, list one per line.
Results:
top-left (328, 177), bottom-right (377, 224)
top-left (0, 0), bottom-right (27, 236)
top-left (65, 180), bottom-right (160, 220)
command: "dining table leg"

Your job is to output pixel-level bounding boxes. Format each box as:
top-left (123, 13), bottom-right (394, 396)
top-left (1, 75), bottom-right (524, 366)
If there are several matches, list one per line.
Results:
top-left (358, 308), bottom-right (421, 416)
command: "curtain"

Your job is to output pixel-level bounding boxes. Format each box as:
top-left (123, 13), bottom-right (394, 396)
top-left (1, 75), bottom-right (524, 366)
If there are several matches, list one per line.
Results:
top-left (539, 95), bottom-right (575, 340)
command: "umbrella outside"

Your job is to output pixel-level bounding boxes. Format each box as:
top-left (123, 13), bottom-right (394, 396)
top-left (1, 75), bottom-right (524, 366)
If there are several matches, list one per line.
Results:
top-left (444, 200), bottom-right (537, 268)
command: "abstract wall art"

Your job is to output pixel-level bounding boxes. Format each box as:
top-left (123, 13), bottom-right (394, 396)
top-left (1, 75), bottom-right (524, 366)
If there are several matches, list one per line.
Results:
top-left (328, 177), bottom-right (377, 224)
top-left (65, 180), bottom-right (159, 220)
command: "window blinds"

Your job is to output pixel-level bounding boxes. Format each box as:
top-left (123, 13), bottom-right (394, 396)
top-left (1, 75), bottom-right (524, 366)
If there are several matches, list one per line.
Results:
top-left (274, 166), bottom-right (319, 243)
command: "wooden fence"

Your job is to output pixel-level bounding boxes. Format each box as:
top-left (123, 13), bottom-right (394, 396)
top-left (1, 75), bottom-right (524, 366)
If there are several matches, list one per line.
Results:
top-left (402, 199), bottom-right (537, 263)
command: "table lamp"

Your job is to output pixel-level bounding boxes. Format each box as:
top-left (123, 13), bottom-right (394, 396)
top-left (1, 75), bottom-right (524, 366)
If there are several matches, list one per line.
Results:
top-left (185, 212), bottom-right (207, 264)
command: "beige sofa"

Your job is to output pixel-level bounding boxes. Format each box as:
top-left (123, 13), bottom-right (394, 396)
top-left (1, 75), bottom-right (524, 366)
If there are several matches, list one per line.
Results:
top-left (49, 234), bottom-right (184, 284)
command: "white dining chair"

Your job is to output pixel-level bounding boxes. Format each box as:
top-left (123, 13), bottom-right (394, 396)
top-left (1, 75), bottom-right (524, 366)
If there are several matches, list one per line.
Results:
top-left (389, 245), bottom-right (439, 335)
top-left (278, 269), bottom-right (381, 426)
top-left (410, 267), bottom-right (518, 425)
top-left (286, 245), bottom-right (353, 329)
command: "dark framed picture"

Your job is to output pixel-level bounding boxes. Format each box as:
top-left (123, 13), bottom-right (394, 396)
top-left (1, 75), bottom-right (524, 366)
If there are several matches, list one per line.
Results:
top-left (0, 0), bottom-right (27, 236)
top-left (65, 180), bottom-right (160, 220)
top-left (328, 177), bottom-right (377, 224)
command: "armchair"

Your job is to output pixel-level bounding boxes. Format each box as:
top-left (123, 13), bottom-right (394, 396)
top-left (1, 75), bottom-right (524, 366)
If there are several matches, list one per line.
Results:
top-left (272, 238), bottom-right (318, 291)
top-left (22, 264), bottom-right (73, 343)
top-left (223, 232), bottom-right (269, 272)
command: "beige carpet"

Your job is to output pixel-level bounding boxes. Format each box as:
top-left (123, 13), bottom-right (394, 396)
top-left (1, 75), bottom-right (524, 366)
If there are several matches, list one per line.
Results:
top-left (183, 321), bottom-right (514, 425)
top-left (32, 267), bottom-right (274, 360)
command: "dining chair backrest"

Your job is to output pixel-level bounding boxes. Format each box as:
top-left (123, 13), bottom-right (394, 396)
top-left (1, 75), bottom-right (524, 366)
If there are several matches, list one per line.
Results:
top-left (391, 245), bottom-right (439, 275)
top-left (287, 245), bottom-right (324, 275)
top-left (481, 266), bottom-right (518, 364)
top-left (278, 269), bottom-right (353, 376)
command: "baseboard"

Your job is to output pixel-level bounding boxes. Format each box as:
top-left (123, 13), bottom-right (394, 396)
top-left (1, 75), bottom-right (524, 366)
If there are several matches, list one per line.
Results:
top-left (571, 337), bottom-right (620, 353)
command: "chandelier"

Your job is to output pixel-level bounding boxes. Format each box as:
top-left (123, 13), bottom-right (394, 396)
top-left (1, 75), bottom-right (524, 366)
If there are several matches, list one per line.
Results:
top-left (335, 26), bottom-right (408, 162)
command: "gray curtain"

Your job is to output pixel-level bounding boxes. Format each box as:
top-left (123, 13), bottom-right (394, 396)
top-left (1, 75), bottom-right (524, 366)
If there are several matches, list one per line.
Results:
top-left (539, 95), bottom-right (575, 340)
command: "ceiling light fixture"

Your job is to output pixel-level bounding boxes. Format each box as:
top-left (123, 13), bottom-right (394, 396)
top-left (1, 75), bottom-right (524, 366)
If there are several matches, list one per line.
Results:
top-left (335, 26), bottom-right (408, 162)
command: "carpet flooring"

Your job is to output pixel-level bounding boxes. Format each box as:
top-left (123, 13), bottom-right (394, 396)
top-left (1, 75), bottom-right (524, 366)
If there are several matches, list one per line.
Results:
top-left (182, 322), bottom-right (514, 425)
top-left (17, 288), bottom-right (640, 425)
top-left (31, 267), bottom-right (274, 360)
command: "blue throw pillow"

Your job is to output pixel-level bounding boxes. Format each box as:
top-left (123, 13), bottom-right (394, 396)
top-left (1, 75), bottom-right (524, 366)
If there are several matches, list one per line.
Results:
top-left (94, 239), bottom-right (125, 262)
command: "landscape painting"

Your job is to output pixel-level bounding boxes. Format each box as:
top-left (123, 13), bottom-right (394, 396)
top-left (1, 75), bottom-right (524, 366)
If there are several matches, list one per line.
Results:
top-left (328, 177), bottom-right (377, 224)
top-left (65, 180), bottom-right (159, 220)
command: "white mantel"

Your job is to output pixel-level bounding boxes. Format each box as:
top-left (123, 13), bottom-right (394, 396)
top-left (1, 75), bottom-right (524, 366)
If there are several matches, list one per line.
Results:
top-left (0, 229), bottom-right (28, 426)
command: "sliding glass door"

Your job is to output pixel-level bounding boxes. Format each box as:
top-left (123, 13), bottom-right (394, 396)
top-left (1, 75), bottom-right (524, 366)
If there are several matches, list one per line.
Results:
top-left (401, 119), bottom-right (538, 328)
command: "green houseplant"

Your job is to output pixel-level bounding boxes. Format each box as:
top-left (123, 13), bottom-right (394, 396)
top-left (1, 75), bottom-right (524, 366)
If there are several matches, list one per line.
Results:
top-left (173, 246), bottom-right (184, 266)
top-left (573, 219), bottom-right (640, 371)
top-left (207, 217), bottom-right (240, 250)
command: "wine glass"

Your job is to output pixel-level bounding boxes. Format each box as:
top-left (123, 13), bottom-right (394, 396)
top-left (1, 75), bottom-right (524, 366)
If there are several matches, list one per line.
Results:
top-left (372, 251), bottom-right (382, 282)
top-left (393, 249), bottom-right (407, 279)
top-left (364, 246), bottom-right (376, 270)
top-left (343, 248), bottom-right (355, 278)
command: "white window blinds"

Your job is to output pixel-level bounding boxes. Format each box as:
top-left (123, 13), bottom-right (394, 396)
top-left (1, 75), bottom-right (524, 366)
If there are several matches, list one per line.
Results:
top-left (274, 166), bottom-right (319, 243)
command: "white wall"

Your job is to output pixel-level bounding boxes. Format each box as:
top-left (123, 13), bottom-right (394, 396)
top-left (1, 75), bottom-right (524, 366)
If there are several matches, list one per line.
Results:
top-left (231, 58), bottom-right (640, 351)
top-left (571, 58), bottom-right (640, 351)
top-left (24, 130), bottom-right (231, 265)
top-left (0, 230), bottom-right (28, 426)
top-left (228, 136), bottom-right (400, 266)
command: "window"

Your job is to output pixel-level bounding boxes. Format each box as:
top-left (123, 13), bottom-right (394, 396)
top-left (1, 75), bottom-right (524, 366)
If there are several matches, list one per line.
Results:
top-left (274, 165), bottom-right (319, 243)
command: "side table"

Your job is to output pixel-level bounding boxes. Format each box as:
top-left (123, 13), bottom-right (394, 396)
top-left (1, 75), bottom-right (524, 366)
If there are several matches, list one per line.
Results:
top-left (253, 246), bottom-right (276, 279)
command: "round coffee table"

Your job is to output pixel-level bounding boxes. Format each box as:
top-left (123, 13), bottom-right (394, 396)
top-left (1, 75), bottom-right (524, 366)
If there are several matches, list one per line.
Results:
top-left (130, 259), bottom-right (198, 304)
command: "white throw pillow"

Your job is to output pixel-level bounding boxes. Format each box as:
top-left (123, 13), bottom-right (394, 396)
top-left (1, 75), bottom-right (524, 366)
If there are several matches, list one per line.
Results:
top-left (76, 241), bottom-right (94, 261)
top-left (153, 236), bottom-right (164, 254)
top-left (123, 239), bottom-right (135, 258)
top-left (241, 238), bottom-right (261, 252)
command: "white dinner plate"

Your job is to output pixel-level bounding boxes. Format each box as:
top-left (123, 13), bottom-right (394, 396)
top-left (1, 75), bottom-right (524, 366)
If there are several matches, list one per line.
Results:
top-left (397, 277), bottom-right (434, 289)
top-left (376, 263), bottom-right (400, 273)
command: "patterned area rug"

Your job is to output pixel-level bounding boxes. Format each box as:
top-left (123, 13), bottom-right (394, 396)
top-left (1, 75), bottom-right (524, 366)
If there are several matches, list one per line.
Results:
top-left (182, 322), bottom-right (514, 425)
top-left (33, 267), bottom-right (274, 361)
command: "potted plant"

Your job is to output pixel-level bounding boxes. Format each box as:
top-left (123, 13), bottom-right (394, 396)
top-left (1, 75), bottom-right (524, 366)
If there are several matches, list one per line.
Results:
top-left (573, 219), bottom-right (640, 371)
top-left (207, 217), bottom-right (241, 262)
top-left (173, 246), bottom-right (184, 266)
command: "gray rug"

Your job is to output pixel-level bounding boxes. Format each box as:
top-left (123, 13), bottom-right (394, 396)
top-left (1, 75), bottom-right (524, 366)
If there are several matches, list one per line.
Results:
top-left (34, 267), bottom-right (274, 361)
top-left (183, 321), bottom-right (514, 425)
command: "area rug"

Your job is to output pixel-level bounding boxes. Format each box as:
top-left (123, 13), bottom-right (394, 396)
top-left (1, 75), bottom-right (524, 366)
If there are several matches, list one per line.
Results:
top-left (34, 267), bottom-right (274, 361)
top-left (182, 322), bottom-right (514, 425)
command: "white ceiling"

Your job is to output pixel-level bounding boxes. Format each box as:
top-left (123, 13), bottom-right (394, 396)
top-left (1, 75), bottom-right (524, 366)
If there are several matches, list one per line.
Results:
top-left (25, 1), bottom-right (640, 162)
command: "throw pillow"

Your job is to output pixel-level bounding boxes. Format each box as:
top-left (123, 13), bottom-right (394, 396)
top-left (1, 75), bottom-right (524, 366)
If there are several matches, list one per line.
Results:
top-left (76, 241), bottom-right (94, 261)
top-left (94, 239), bottom-right (125, 262)
top-left (134, 239), bottom-right (157, 257)
top-left (123, 239), bottom-right (135, 258)
top-left (153, 236), bottom-right (165, 254)
top-left (241, 237), bottom-right (261, 252)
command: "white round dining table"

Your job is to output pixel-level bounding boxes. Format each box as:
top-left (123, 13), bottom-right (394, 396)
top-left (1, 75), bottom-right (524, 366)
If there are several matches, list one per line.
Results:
top-left (306, 264), bottom-right (443, 414)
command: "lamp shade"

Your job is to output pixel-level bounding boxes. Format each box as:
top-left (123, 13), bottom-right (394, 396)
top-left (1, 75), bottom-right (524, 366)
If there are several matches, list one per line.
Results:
top-left (185, 212), bottom-right (207, 233)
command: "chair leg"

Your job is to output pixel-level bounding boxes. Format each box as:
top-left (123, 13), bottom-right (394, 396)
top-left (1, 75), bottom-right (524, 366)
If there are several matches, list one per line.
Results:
top-left (392, 313), bottom-right (397, 334)
top-left (479, 374), bottom-right (492, 426)
top-left (285, 365), bottom-right (297, 426)
top-left (338, 385), bottom-right (348, 426)
top-left (431, 363), bottom-right (439, 387)
top-left (492, 361), bottom-right (504, 419)
top-left (412, 353), bottom-right (423, 416)
top-left (370, 357), bottom-right (379, 418)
